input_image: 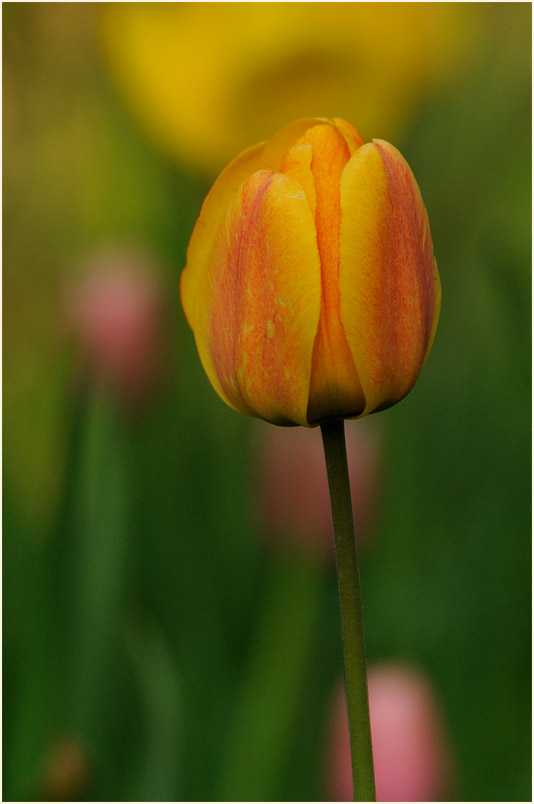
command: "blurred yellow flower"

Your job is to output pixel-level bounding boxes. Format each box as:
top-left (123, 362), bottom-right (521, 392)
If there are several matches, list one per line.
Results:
top-left (100, 2), bottom-right (479, 176)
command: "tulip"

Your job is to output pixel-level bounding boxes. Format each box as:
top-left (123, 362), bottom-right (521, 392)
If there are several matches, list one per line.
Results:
top-left (101, 4), bottom-right (480, 175)
top-left (181, 118), bottom-right (440, 427)
top-left (66, 248), bottom-right (167, 407)
top-left (254, 418), bottom-right (382, 558)
top-left (326, 666), bottom-right (453, 802)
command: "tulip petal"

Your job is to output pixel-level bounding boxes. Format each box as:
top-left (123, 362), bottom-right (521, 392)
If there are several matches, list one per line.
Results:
top-left (280, 142), bottom-right (317, 214)
top-left (303, 124), bottom-right (365, 423)
top-left (332, 117), bottom-right (365, 155)
top-left (339, 140), bottom-right (440, 415)
top-left (195, 169), bottom-right (322, 426)
top-left (425, 256), bottom-right (441, 363)
top-left (181, 141), bottom-right (266, 332)
top-left (182, 119), bottom-right (332, 332)
top-left (260, 117), bottom-right (328, 171)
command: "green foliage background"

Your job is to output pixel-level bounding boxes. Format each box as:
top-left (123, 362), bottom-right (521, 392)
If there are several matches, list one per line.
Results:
top-left (3, 3), bottom-right (531, 801)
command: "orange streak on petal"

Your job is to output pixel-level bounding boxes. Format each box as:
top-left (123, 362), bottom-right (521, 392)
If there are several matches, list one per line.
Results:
top-left (205, 170), bottom-right (322, 426)
top-left (339, 141), bottom-right (440, 415)
top-left (303, 124), bottom-right (365, 423)
top-left (181, 141), bottom-right (266, 331)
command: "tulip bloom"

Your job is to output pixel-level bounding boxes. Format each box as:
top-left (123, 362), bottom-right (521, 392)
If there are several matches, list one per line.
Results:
top-left (101, 4), bottom-right (480, 175)
top-left (326, 667), bottom-right (453, 802)
top-left (254, 418), bottom-right (382, 557)
top-left (66, 248), bottom-right (167, 405)
top-left (181, 118), bottom-right (440, 427)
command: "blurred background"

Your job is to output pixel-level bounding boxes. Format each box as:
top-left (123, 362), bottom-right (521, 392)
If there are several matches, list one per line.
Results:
top-left (3, 3), bottom-right (531, 801)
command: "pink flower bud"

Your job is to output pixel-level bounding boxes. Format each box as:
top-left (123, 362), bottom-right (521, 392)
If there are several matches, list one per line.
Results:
top-left (65, 248), bottom-right (167, 407)
top-left (254, 418), bottom-right (382, 559)
top-left (326, 665), bottom-right (453, 801)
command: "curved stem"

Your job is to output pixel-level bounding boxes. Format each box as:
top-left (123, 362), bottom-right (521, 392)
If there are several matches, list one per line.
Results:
top-left (321, 418), bottom-right (375, 802)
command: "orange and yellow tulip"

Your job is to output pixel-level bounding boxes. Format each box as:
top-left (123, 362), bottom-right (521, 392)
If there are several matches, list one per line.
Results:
top-left (181, 118), bottom-right (440, 427)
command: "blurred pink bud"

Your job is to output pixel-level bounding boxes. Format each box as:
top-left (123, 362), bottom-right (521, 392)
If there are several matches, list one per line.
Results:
top-left (65, 248), bottom-right (167, 406)
top-left (253, 418), bottom-right (382, 559)
top-left (326, 664), bottom-right (453, 802)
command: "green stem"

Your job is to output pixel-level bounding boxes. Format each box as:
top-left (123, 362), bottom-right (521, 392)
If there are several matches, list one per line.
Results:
top-left (321, 418), bottom-right (375, 802)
